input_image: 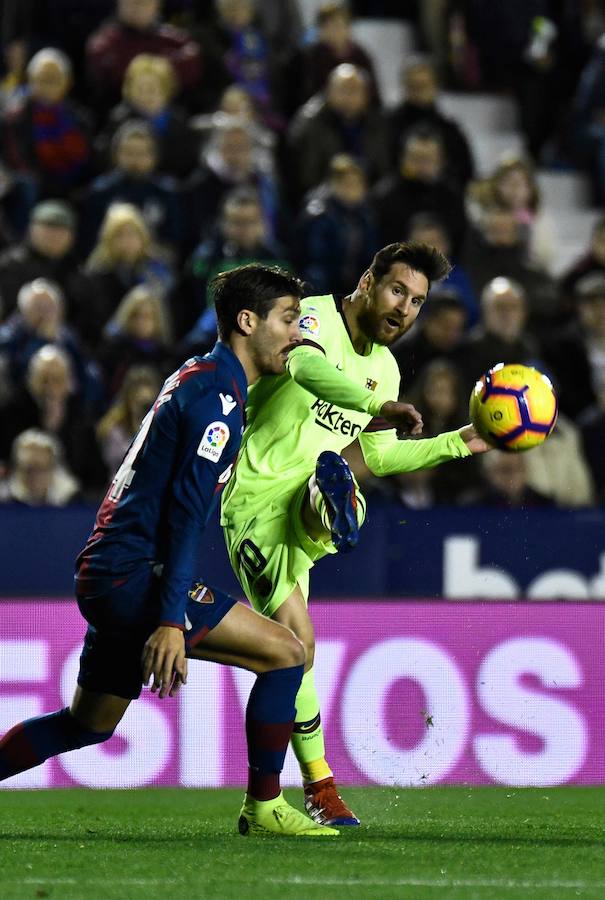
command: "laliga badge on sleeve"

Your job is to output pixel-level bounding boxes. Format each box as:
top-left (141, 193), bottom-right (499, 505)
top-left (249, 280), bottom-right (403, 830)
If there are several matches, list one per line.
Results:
top-left (299, 314), bottom-right (321, 337)
top-left (197, 421), bottom-right (230, 462)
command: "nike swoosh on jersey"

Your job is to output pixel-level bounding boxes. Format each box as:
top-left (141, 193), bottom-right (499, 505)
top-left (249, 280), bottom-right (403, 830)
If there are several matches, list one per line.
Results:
top-left (219, 392), bottom-right (238, 415)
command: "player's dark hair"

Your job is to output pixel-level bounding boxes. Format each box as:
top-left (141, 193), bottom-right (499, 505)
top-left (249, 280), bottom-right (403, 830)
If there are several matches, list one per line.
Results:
top-left (369, 241), bottom-right (452, 288)
top-left (211, 263), bottom-right (304, 340)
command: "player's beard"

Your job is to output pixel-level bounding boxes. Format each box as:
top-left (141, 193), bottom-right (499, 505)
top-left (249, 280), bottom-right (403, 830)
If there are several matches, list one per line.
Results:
top-left (357, 298), bottom-right (405, 347)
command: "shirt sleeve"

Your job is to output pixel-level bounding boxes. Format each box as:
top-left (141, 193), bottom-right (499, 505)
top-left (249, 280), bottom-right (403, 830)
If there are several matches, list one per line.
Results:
top-left (358, 427), bottom-right (472, 477)
top-left (157, 394), bottom-right (234, 629)
top-left (286, 343), bottom-right (384, 416)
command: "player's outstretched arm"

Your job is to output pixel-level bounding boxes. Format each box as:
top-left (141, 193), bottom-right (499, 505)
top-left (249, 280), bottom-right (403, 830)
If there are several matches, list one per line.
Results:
top-left (142, 626), bottom-right (188, 699)
top-left (359, 424), bottom-right (481, 477)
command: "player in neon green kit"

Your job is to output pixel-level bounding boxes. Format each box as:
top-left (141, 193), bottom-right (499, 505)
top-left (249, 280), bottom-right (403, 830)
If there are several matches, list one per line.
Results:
top-left (221, 242), bottom-right (490, 824)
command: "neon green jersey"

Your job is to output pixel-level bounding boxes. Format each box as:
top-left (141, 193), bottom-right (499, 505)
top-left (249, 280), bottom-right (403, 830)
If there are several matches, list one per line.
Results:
top-left (221, 294), bottom-right (471, 523)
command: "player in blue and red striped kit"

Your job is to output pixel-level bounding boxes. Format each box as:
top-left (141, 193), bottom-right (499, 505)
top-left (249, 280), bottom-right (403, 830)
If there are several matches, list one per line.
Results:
top-left (0, 264), bottom-right (339, 837)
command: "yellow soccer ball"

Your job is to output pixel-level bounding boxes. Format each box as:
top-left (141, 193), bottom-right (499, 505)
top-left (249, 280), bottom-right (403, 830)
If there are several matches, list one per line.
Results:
top-left (469, 363), bottom-right (558, 451)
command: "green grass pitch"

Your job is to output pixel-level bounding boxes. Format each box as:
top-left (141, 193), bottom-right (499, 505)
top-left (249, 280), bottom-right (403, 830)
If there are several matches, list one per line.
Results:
top-left (0, 787), bottom-right (604, 899)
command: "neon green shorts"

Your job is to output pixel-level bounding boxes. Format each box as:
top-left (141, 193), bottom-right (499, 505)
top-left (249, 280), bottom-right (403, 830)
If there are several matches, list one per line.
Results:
top-left (223, 479), bottom-right (335, 617)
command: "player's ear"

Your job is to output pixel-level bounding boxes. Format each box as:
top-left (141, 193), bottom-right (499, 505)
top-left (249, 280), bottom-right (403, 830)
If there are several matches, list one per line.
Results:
top-left (236, 308), bottom-right (256, 336)
top-left (359, 270), bottom-right (373, 294)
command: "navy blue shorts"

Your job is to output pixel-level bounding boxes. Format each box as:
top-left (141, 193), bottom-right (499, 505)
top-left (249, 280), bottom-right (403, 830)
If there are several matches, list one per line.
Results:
top-left (75, 566), bottom-right (237, 700)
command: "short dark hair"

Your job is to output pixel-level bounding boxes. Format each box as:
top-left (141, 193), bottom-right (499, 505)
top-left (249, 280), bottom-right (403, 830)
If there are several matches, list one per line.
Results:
top-left (401, 124), bottom-right (444, 154)
top-left (423, 289), bottom-right (467, 319)
top-left (369, 241), bottom-right (451, 287)
top-left (211, 263), bottom-right (304, 340)
top-left (111, 119), bottom-right (157, 157)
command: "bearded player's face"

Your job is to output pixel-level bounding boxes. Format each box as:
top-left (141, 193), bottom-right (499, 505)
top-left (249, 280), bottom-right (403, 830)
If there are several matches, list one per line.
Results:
top-left (357, 263), bottom-right (429, 346)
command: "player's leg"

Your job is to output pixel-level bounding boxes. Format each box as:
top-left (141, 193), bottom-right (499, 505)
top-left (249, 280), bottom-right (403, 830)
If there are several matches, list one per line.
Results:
top-left (0, 565), bottom-right (170, 784)
top-left (0, 687), bottom-right (129, 781)
top-left (186, 593), bottom-right (338, 836)
top-left (273, 586), bottom-right (361, 827)
top-left (224, 490), bottom-right (362, 827)
top-left (282, 460), bottom-right (365, 825)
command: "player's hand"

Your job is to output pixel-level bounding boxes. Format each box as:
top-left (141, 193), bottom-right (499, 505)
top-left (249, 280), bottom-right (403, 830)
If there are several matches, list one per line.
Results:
top-left (459, 424), bottom-right (494, 454)
top-left (380, 400), bottom-right (423, 435)
top-left (142, 626), bottom-right (188, 699)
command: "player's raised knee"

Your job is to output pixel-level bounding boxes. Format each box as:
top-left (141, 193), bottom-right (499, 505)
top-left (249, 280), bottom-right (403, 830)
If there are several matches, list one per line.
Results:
top-left (268, 627), bottom-right (306, 670)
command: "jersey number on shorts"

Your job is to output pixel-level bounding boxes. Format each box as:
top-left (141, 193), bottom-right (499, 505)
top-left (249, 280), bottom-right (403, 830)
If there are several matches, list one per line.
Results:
top-left (238, 539), bottom-right (273, 599)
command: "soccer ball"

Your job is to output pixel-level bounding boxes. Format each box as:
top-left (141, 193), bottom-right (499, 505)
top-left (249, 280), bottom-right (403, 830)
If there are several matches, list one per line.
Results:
top-left (469, 363), bottom-right (558, 451)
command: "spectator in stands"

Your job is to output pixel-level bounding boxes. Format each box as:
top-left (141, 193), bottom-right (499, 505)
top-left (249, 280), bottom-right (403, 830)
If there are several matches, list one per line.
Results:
top-left (183, 116), bottom-right (284, 254)
top-left (1, 1), bottom-right (113, 106)
top-left (99, 284), bottom-right (173, 397)
top-left (79, 121), bottom-right (181, 256)
top-left (218, 85), bottom-right (276, 167)
top-left (0, 428), bottom-right (81, 506)
top-left (464, 451), bottom-right (554, 509)
top-left (570, 32), bottom-right (605, 204)
top-left (96, 364), bottom-right (161, 476)
top-left (86, 202), bottom-right (175, 330)
top-left (0, 48), bottom-right (92, 199)
top-left (295, 154), bottom-right (380, 295)
top-left (0, 278), bottom-right (98, 403)
top-left (578, 372), bottom-right (605, 504)
top-left (95, 54), bottom-right (199, 178)
top-left (524, 411), bottom-right (595, 507)
top-left (407, 358), bottom-right (479, 503)
top-left (190, 84), bottom-right (277, 180)
top-left (392, 290), bottom-right (467, 391)
top-left (543, 272), bottom-right (605, 420)
top-left (459, 277), bottom-right (541, 394)
top-left (463, 205), bottom-right (559, 333)
top-left (0, 345), bottom-right (105, 494)
top-left (194, 0), bottom-right (284, 128)
top-left (287, 63), bottom-right (391, 202)
top-left (86, 0), bottom-right (201, 116)
top-left (388, 60), bottom-right (474, 190)
top-left (407, 212), bottom-right (478, 326)
top-left (0, 200), bottom-right (101, 344)
top-left (173, 185), bottom-right (290, 343)
top-left (284, 3), bottom-right (380, 117)
top-left (559, 216), bottom-right (605, 311)
top-left (0, 27), bottom-right (27, 110)
top-left (0, 163), bottom-right (37, 247)
top-left (371, 125), bottom-right (467, 257)
top-left (445, 3), bottom-right (585, 161)
top-left (468, 157), bottom-right (556, 273)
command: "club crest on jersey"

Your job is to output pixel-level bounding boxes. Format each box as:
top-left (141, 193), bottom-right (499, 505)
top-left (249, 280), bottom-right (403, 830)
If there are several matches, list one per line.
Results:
top-left (188, 582), bottom-right (214, 604)
top-left (299, 314), bottom-right (320, 336)
top-left (366, 378), bottom-right (378, 391)
top-left (197, 421), bottom-right (230, 462)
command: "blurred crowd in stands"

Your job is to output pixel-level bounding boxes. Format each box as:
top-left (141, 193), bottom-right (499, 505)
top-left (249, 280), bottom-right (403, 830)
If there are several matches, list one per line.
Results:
top-left (0, 0), bottom-right (604, 509)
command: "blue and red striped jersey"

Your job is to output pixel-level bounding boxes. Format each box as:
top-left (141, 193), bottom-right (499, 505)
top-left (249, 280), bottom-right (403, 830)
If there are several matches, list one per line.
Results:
top-left (76, 342), bottom-right (247, 629)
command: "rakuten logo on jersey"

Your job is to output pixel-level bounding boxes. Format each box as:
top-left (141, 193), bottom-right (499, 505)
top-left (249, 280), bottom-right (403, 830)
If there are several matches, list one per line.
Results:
top-left (311, 398), bottom-right (362, 438)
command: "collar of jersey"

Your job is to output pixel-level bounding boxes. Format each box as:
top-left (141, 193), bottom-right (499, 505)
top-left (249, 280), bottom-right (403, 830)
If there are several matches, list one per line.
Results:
top-left (207, 341), bottom-right (248, 401)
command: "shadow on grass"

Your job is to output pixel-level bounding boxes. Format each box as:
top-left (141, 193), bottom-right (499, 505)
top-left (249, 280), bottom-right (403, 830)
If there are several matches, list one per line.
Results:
top-left (0, 827), bottom-right (604, 850)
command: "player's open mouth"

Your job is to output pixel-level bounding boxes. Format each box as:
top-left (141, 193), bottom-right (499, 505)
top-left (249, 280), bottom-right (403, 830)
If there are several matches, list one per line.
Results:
top-left (385, 317), bottom-right (400, 329)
